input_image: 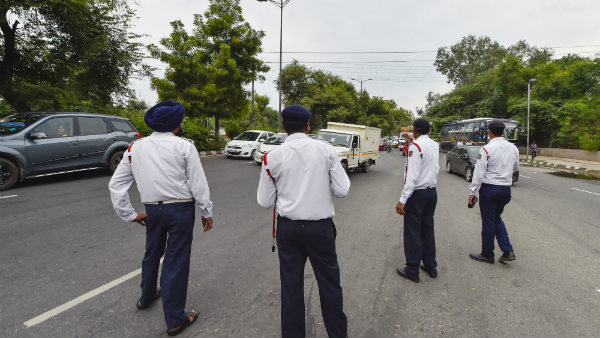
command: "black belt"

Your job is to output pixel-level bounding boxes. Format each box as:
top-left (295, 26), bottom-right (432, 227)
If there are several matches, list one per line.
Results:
top-left (482, 183), bottom-right (510, 188)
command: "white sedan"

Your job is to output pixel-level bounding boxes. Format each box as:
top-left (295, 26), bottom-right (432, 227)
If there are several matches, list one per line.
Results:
top-left (224, 130), bottom-right (274, 159)
top-left (253, 133), bottom-right (287, 165)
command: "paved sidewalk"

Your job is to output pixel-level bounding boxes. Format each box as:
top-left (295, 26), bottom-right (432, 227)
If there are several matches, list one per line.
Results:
top-left (520, 155), bottom-right (600, 172)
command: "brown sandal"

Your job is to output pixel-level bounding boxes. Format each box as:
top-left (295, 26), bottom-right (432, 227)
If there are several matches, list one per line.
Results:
top-left (136, 287), bottom-right (161, 310)
top-left (167, 309), bottom-right (199, 336)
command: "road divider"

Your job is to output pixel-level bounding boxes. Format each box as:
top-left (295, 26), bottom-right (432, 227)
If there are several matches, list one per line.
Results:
top-left (24, 258), bottom-right (164, 328)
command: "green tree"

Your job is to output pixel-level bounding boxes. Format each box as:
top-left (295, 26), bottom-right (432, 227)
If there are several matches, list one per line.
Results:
top-left (0, 0), bottom-right (144, 112)
top-left (149, 0), bottom-right (268, 134)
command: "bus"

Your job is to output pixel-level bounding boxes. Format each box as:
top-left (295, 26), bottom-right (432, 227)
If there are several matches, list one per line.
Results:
top-left (439, 118), bottom-right (519, 152)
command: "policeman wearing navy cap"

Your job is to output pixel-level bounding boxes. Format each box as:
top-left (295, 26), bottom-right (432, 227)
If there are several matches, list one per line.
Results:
top-left (257, 105), bottom-right (350, 338)
top-left (468, 119), bottom-right (519, 264)
top-left (109, 101), bottom-right (213, 336)
top-left (396, 118), bottom-right (440, 283)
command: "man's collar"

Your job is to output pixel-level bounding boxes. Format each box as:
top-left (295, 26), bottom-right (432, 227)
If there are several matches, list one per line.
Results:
top-left (151, 132), bottom-right (175, 137)
top-left (416, 134), bottom-right (430, 141)
top-left (489, 137), bottom-right (505, 142)
top-left (284, 133), bottom-right (308, 142)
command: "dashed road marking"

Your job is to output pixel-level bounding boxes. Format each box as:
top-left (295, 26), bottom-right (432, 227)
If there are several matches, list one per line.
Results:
top-left (24, 257), bottom-right (164, 328)
top-left (520, 175), bottom-right (532, 179)
top-left (571, 188), bottom-right (600, 196)
top-left (0, 195), bottom-right (18, 199)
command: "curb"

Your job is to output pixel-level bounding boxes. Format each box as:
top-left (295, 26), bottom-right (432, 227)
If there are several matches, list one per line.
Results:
top-left (199, 150), bottom-right (224, 157)
top-left (519, 158), bottom-right (598, 173)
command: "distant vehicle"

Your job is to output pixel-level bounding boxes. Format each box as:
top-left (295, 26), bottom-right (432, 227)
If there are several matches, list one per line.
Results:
top-left (224, 130), bottom-right (275, 159)
top-left (439, 118), bottom-right (519, 152)
top-left (316, 122), bottom-right (381, 172)
top-left (445, 145), bottom-right (519, 183)
top-left (254, 133), bottom-right (287, 165)
top-left (379, 138), bottom-right (387, 151)
top-left (0, 112), bottom-right (141, 190)
top-left (390, 136), bottom-right (400, 148)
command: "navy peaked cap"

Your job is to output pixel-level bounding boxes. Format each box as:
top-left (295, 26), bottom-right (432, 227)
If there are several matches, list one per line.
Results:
top-left (281, 104), bottom-right (311, 121)
top-left (413, 118), bottom-right (431, 130)
top-left (144, 101), bottom-right (185, 132)
top-left (488, 119), bottom-right (505, 129)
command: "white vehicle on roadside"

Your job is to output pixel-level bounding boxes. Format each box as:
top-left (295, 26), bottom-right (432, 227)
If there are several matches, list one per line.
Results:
top-left (224, 130), bottom-right (274, 159)
top-left (316, 122), bottom-right (381, 172)
top-left (253, 133), bottom-right (287, 165)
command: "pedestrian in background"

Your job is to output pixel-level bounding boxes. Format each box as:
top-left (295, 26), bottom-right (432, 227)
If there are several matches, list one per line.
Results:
top-left (396, 118), bottom-right (440, 283)
top-left (468, 120), bottom-right (519, 264)
top-left (530, 141), bottom-right (537, 160)
top-left (109, 101), bottom-right (214, 336)
top-left (257, 105), bottom-right (350, 338)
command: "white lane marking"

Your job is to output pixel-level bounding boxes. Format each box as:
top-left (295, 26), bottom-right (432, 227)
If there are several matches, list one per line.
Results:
top-left (0, 195), bottom-right (18, 199)
top-left (24, 257), bottom-right (164, 328)
top-left (520, 175), bottom-right (532, 179)
top-left (596, 289), bottom-right (600, 293)
top-left (571, 188), bottom-right (600, 196)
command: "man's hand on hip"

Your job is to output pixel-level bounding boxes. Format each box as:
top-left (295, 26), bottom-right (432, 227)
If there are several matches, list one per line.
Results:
top-left (396, 202), bottom-right (405, 216)
top-left (202, 217), bottom-right (213, 232)
top-left (132, 214), bottom-right (148, 226)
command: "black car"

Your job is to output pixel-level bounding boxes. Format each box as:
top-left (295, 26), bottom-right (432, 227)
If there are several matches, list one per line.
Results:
top-left (445, 145), bottom-right (519, 183)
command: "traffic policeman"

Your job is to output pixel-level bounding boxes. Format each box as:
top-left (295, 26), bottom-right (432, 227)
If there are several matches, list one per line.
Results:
top-left (468, 119), bottom-right (519, 263)
top-left (396, 118), bottom-right (440, 283)
top-left (257, 105), bottom-right (350, 338)
top-left (109, 101), bottom-right (213, 336)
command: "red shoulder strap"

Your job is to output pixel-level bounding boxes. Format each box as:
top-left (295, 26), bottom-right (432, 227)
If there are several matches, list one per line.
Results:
top-left (263, 153), bottom-right (275, 182)
top-left (127, 143), bottom-right (134, 163)
top-left (412, 142), bottom-right (423, 158)
top-left (482, 147), bottom-right (488, 154)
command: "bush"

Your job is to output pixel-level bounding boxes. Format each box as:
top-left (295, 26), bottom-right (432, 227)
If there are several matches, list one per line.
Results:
top-left (182, 118), bottom-right (226, 151)
top-left (225, 122), bottom-right (244, 139)
top-left (580, 133), bottom-right (600, 151)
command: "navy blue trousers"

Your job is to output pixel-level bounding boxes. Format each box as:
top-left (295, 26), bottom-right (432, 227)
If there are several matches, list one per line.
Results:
top-left (403, 187), bottom-right (437, 275)
top-left (479, 184), bottom-right (513, 258)
top-left (142, 201), bottom-right (195, 329)
top-left (276, 216), bottom-right (347, 338)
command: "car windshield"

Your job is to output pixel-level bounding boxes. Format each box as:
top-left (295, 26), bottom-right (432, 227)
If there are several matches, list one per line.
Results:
top-left (0, 113), bottom-right (47, 135)
top-left (317, 131), bottom-right (352, 148)
top-left (234, 131), bottom-right (260, 141)
top-left (264, 133), bottom-right (287, 145)
top-left (466, 146), bottom-right (481, 157)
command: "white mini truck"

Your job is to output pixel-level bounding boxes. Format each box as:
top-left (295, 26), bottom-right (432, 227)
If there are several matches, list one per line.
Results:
top-left (316, 122), bottom-right (381, 172)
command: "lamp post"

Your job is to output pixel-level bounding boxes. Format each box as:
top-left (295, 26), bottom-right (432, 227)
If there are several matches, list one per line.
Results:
top-left (527, 78), bottom-right (537, 161)
top-left (351, 78), bottom-right (373, 93)
top-left (257, 0), bottom-right (293, 131)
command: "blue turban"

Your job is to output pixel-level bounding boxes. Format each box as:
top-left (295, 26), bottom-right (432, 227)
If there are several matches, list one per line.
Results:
top-left (281, 104), bottom-right (311, 121)
top-left (144, 101), bottom-right (185, 132)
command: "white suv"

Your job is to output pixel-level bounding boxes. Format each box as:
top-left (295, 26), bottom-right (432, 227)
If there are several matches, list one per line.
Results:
top-left (224, 130), bottom-right (274, 159)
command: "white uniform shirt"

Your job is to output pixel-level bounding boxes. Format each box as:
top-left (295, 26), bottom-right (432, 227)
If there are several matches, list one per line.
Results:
top-left (108, 132), bottom-right (213, 222)
top-left (469, 137), bottom-right (519, 194)
top-left (257, 133), bottom-right (350, 220)
top-left (399, 135), bottom-right (440, 204)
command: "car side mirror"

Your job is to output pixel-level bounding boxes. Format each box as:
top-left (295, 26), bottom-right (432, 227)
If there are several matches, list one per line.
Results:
top-left (28, 132), bottom-right (47, 140)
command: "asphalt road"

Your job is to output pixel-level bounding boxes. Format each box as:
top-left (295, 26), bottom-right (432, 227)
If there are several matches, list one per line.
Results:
top-left (1, 150), bottom-right (599, 338)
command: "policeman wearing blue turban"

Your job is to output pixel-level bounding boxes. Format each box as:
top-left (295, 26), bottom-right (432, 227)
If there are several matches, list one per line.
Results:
top-left (258, 104), bottom-right (350, 338)
top-left (109, 100), bottom-right (214, 336)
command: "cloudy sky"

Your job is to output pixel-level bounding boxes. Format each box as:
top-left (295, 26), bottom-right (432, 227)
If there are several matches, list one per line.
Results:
top-left (130, 0), bottom-right (600, 114)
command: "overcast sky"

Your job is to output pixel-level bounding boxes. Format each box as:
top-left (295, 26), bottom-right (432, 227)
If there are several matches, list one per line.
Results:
top-left (130, 0), bottom-right (600, 114)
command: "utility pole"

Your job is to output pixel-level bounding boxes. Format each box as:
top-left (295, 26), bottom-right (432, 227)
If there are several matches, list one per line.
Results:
top-left (527, 78), bottom-right (537, 161)
top-left (351, 78), bottom-right (373, 93)
top-left (257, 0), bottom-right (293, 131)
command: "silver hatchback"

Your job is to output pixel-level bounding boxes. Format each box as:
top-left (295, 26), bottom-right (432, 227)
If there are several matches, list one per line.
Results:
top-left (0, 112), bottom-right (140, 190)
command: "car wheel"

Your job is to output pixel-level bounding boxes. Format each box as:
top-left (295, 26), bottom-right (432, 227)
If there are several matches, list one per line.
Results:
top-left (465, 166), bottom-right (473, 182)
top-left (226, 155), bottom-right (232, 159)
top-left (109, 150), bottom-right (125, 173)
top-left (256, 161), bottom-right (262, 166)
top-left (341, 161), bottom-right (348, 172)
top-left (446, 161), bottom-right (453, 173)
top-left (0, 158), bottom-right (19, 191)
top-left (250, 150), bottom-right (256, 159)
top-left (362, 160), bottom-right (371, 173)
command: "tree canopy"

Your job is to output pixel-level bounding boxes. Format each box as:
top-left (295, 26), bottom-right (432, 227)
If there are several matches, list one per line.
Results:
top-left (426, 36), bottom-right (600, 150)
top-left (0, 0), bottom-right (144, 112)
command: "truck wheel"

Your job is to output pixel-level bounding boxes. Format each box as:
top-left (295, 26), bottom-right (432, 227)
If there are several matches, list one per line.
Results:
top-left (341, 161), bottom-right (348, 172)
top-left (109, 150), bottom-right (125, 173)
top-left (0, 158), bottom-right (19, 191)
top-left (362, 160), bottom-right (371, 173)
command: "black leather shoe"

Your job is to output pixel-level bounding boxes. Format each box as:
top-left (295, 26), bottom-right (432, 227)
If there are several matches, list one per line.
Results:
top-left (499, 250), bottom-right (515, 262)
top-left (420, 265), bottom-right (438, 278)
top-left (469, 253), bottom-right (494, 264)
top-left (396, 267), bottom-right (419, 283)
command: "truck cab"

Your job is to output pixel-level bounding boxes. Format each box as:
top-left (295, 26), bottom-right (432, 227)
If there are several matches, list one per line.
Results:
top-left (316, 122), bottom-right (381, 172)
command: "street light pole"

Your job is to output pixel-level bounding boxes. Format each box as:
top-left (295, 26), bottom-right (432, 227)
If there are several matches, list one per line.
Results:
top-left (527, 78), bottom-right (536, 161)
top-left (258, 0), bottom-right (292, 131)
top-left (351, 78), bottom-right (373, 93)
